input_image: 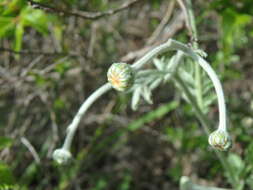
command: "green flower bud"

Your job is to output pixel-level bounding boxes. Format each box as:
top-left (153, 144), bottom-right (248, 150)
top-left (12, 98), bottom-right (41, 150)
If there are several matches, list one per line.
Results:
top-left (208, 130), bottom-right (232, 151)
top-left (107, 63), bottom-right (134, 91)
top-left (53, 148), bottom-right (72, 164)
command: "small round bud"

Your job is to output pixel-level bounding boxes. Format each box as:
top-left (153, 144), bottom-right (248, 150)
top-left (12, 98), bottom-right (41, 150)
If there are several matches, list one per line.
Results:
top-left (107, 63), bottom-right (134, 91)
top-left (208, 130), bottom-right (232, 151)
top-left (52, 148), bottom-right (72, 164)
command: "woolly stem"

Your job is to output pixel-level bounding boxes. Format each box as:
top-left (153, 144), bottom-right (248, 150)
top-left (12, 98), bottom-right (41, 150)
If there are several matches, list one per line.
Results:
top-left (132, 39), bottom-right (227, 131)
top-left (169, 40), bottom-right (227, 131)
top-left (62, 83), bottom-right (112, 151)
top-left (174, 74), bottom-right (237, 187)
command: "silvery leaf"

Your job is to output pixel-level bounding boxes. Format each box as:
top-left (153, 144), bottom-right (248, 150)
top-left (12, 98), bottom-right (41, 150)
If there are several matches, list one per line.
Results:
top-left (194, 49), bottom-right (207, 58)
top-left (153, 58), bottom-right (164, 70)
top-left (163, 73), bottom-right (172, 82)
top-left (166, 51), bottom-right (184, 71)
top-left (136, 69), bottom-right (158, 78)
top-left (179, 69), bottom-right (195, 87)
top-left (150, 78), bottom-right (162, 90)
top-left (141, 85), bottom-right (153, 104)
top-left (131, 87), bottom-right (142, 110)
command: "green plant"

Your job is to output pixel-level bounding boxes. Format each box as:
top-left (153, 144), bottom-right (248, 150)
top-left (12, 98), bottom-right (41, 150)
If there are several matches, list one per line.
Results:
top-left (52, 38), bottom-right (234, 189)
top-left (1, 0), bottom-right (252, 189)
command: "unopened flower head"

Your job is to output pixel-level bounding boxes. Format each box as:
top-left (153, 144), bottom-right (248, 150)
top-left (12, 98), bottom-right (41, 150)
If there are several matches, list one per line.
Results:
top-left (107, 63), bottom-right (134, 91)
top-left (53, 148), bottom-right (72, 164)
top-left (208, 129), bottom-right (231, 151)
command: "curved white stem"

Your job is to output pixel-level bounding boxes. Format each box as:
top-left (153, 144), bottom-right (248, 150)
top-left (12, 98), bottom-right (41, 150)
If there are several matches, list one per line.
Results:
top-left (132, 40), bottom-right (173, 69)
top-left (62, 83), bottom-right (112, 150)
top-left (131, 39), bottom-right (226, 131)
top-left (169, 40), bottom-right (226, 131)
top-left (53, 39), bottom-right (227, 163)
top-left (196, 56), bottom-right (226, 131)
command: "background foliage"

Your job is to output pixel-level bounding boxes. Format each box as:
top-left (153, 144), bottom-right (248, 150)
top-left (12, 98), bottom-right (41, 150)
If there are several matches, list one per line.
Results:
top-left (0, 0), bottom-right (253, 189)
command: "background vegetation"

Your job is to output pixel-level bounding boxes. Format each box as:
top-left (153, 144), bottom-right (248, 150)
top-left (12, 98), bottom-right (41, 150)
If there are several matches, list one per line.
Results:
top-left (0, 0), bottom-right (253, 189)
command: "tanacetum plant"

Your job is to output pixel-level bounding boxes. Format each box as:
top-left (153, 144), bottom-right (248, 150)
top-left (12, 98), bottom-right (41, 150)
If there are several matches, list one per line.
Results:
top-left (53, 39), bottom-right (233, 189)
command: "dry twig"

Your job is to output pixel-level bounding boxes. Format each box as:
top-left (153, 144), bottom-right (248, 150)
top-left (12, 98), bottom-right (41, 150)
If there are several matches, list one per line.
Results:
top-left (0, 47), bottom-right (80, 57)
top-left (121, 11), bottom-right (185, 62)
top-left (146, 0), bottom-right (176, 45)
top-left (176, 0), bottom-right (193, 37)
top-left (27, 0), bottom-right (143, 20)
top-left (21, 137), bottom-right (41, 164)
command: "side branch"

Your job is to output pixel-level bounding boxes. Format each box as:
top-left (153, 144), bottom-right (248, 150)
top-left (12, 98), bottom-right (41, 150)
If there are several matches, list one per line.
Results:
top-left (27, 0), bottom-right (142, 20)
top-left (0, 47), bottom-right (80, 57)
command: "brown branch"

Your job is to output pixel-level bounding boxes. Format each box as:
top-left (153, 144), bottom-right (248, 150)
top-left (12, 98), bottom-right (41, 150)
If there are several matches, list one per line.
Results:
top-left (0, 47), bottom-right (80, 57)
top-left (121, 11), bottom-right (185, 62)
top-left (176, 0), bottom-right (193, 37)
top-left (146, 0), bottom-right (175, 45)
top-left (27, 0), bottom-right (143, 20)
top-left (21, 137), bottom-right (41, 164)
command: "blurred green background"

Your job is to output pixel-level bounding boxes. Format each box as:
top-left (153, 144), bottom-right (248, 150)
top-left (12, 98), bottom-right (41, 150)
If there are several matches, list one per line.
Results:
top-left (0, 0), bottom-right (253, 189)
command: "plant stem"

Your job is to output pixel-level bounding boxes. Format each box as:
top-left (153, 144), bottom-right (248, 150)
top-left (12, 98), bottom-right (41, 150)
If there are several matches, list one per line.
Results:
top-left (184, 0), bottom-right (204, 111)
top-left (169, 40), bottom-right (226, 130)
top-left (132, 40), bottom-right (173, 69)
top-left (180, 176), bottom-right (231, 190)
top-left (132, 38), bottom-right (227, 131)
top-left (62, 83), bottom-right (112, 150)
top-left (174, 74), bottom-right (237, 188)
top-left (185, 0), bottom-right (198, 46)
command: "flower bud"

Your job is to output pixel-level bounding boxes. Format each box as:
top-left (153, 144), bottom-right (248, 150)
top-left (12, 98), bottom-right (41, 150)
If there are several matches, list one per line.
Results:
top-left (52, 148), bottom-right (72, 164)
top-left (107, 63), bottom-right (134, 91)
top-left (208, 130), bottom-right (231, 151)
